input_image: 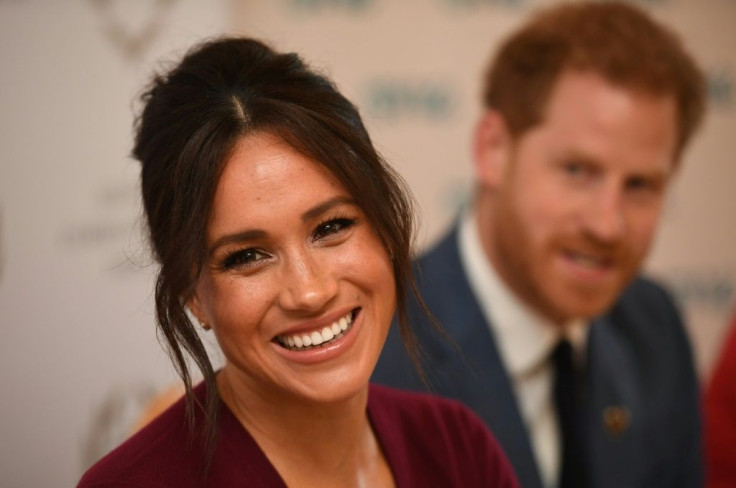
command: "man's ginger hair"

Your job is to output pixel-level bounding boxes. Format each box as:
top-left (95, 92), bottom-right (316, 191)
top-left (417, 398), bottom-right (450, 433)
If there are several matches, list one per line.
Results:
top-left (484, 1), bottom-right (706, 160)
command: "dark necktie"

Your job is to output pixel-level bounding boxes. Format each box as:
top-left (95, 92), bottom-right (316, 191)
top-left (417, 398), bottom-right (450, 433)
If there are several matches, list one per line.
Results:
top-left (553, 339), bottom-right (589, 488)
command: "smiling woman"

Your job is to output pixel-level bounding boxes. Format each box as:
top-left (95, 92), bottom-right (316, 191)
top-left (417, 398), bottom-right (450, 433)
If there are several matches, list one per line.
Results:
top-left (189, 133), bottom-right (397, 407)
top-left (76, 37), bottom-right (518, 487)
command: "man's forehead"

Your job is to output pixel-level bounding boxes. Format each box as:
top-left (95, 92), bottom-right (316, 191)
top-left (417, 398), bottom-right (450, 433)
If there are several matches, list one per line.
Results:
top-left (513, 72), bottom-right (679, 175)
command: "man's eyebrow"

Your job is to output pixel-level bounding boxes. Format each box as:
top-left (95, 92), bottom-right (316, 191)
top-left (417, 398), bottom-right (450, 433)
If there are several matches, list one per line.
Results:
top-left (208, 196), bottom-right (356, 255)
top-left (558, 150), bottom-right (600, 166)
top-left (559, 151), bottom-right (671, 178)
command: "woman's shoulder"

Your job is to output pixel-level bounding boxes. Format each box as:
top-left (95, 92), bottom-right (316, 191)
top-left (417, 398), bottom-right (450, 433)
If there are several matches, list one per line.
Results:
top-left (369, 382), bottom-right (478, 421)
top-left (368, 383), bottom-right (519, 487)
top-left (368, 383), bottom-right (498, 446)
top-left (77, 388), bottom-right (200, 488)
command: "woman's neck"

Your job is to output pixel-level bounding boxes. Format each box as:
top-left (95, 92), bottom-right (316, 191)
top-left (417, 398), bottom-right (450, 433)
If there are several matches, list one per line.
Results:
top-left (216, 370), bottom-right (394, 488)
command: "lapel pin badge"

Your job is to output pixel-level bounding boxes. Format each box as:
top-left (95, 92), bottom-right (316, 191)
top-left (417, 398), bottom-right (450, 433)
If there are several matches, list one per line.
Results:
top-left (602, 405), bottom-right (631, 438)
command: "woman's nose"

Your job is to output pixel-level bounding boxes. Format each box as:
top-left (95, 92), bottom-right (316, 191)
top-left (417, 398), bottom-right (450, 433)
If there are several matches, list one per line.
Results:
top-left (278, 252), bottom-right (338, 313)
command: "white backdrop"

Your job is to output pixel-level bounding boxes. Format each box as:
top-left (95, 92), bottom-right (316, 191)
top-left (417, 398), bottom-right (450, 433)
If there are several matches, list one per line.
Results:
top-left (230, 0), bottom-right (736, 376)
top-left (0, 1), bottom-right (733, 486)
top-left (0, 1), bottom-right (229, 486)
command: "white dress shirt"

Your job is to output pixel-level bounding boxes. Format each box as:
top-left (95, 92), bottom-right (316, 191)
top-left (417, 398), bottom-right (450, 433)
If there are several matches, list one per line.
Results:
top-left (457, 211), bottom-right (587, 488)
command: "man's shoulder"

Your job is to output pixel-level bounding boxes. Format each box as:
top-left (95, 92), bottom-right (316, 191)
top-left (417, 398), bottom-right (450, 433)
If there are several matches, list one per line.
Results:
top-left (415, 225), bottom-right (462, 273)
top-left (597, 275), bottom-right (694, 374)
top-left (410, 225), bottom-right (473, 308)
top-left (619, 275), bottom-right (677, 304)
top-left (609, 275), bottom-right (684, 330)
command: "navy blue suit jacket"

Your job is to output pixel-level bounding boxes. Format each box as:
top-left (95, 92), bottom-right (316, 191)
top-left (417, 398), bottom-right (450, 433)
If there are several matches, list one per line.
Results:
top-left (373, 227), bottom-right (702, 488)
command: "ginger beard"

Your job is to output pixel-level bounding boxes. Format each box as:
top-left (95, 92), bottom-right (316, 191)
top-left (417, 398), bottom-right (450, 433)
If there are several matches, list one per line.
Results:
top-left (479, 71), bottom-right (677, 325)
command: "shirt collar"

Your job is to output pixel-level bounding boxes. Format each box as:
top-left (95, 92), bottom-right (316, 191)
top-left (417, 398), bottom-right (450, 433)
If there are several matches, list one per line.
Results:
top-left (457, 210), bottom-right (587, 377)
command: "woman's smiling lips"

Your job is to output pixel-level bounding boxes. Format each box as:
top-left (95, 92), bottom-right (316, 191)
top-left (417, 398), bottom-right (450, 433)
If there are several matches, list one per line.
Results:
top-left (276, 311), bottom-right (355, 350)
top-left (271, 308), bottom-right (361, 364)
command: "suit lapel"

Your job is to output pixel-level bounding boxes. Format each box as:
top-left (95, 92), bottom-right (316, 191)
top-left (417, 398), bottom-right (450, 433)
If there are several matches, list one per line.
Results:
top-left (587, 315), bottom-right (644, 487)
top-left (418, 228), bottom-right (545, 488)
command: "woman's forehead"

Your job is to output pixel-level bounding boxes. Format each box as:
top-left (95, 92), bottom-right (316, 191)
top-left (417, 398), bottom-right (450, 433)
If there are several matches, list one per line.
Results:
top-left (208, 132), bottom-right (351, 231)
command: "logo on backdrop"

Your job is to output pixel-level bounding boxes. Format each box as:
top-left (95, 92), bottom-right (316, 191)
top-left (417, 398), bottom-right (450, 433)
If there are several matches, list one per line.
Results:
top-left (588, 0), bottom-right (671, 6)
top-left (286, 0), bottom-right (373, 13)
top-left (58, 181), bottom-right (144, 276)
top-left (708, 68), bottom-right (734, 109)
top-left (89, 0), bottom-right (177, 62)
top-left (442, 0), bottom-right (530, 9)
top-left (663, 270), bottom-right (735, 313)
top-left (362, 79), bottom-right (455, 121)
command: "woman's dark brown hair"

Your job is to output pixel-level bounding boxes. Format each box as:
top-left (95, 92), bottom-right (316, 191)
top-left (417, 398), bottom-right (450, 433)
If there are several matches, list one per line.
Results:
top-left (133, 37), bottom-right (423, 462)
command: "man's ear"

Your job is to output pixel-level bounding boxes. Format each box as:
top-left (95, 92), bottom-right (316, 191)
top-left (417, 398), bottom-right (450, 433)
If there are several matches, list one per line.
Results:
top-left (473, 109), bottom-right (512, 189)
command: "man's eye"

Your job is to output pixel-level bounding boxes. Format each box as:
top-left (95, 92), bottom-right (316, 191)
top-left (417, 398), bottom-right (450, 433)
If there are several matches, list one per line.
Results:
top-left (560, 161), bottom-right (600, 184)
top-left (313, 218), bottom-right (356, 241)
top-left (626, 177), bottom-right (659, 193)
top-left (221, 248), bottom-right (268, 270)
top-left (563, 162), bottom-right (586, 176)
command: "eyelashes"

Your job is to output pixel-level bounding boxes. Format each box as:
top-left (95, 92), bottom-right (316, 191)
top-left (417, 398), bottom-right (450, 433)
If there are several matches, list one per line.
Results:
top-left (312, 215), bottom-right (356, 241)
top-left (217, 214), bottom-right (358, 272)
top-left (220, 248), bottom-right (269, 271)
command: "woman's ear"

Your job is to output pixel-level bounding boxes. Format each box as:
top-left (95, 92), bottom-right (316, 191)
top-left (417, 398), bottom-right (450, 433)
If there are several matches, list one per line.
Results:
top-left (187, 293), bottom-right (210, 330)
top-left (473, 109), bottom-right (512, 189)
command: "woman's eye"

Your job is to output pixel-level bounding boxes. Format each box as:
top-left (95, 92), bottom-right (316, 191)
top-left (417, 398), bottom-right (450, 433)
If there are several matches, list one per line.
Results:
top-left (221, 248), bottom-right (268, 270)
top-left (313, 218), bottom-right (356, 241)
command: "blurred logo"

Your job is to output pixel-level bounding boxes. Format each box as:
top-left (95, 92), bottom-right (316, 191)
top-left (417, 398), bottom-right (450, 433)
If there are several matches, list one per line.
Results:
top-left (89, 0), bottom-right (177, 62)
top-left (707, 69), bottom-right (733, 108)
top-left (588, 0), bottom-right (671, 6)
top-left (286, 0), bottom-right (373, 13)
top-left (57, 182), bottom-right (144, 276)
top-left (663, 270), bottom-right (734, 312)
top-left (362, 79), bottom-right (455, 121)
top-left (442, 0), bottom-right (530, 9)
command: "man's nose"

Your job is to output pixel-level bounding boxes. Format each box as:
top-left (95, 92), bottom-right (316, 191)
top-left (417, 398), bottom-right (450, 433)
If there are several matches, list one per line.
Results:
top-left (278, 251), bottom-right (338, 313)
top-left (582, 183), bottom-right (626, 244)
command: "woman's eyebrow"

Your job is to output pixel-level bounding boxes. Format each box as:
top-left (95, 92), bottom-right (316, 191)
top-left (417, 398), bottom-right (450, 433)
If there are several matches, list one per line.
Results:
top-left (208, 229), bottom-right (268, 256)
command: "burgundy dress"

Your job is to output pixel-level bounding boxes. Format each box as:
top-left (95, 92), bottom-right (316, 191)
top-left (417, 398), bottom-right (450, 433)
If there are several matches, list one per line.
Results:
top-left (78, 382), bottom-right (519, 487)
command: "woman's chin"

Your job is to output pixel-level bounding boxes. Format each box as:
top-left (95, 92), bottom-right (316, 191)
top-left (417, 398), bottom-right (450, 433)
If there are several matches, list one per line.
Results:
top-left (278, 360), bottom-right (374, 406)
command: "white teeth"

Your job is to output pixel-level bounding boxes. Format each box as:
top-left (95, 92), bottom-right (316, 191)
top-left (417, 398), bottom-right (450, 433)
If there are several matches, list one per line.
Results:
top-left (579, 257), bottom-right (600, 268)
top-left (310, 331), bottom-right (323, 346)
top-left (322, 326), bottom-right (334, 341)
top-left (276, 311), bottom-right (355, 351)
top-left (569, 252), bottom-right (603, 268)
